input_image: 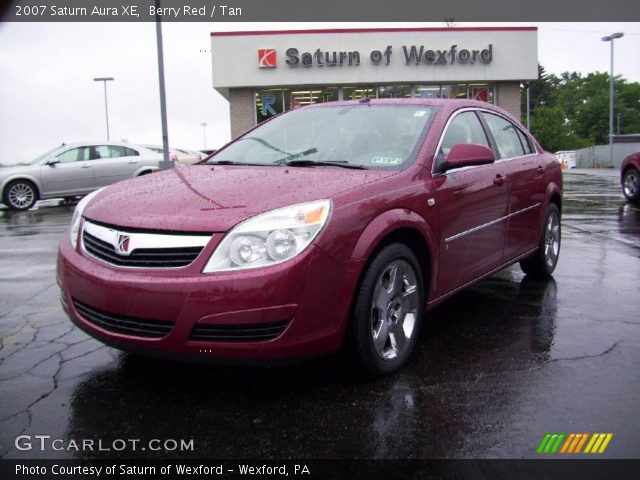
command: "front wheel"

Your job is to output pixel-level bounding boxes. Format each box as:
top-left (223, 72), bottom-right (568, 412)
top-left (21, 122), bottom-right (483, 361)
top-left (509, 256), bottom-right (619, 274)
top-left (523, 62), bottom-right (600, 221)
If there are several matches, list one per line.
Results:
top-left (520, 203), bottom-right (561, 277)
top-left (622, 168), bottom-right (640, 202)
top-left (351, 243), bottom-right (424, 376)
top-left (3, 180), bottom-right (38, 210)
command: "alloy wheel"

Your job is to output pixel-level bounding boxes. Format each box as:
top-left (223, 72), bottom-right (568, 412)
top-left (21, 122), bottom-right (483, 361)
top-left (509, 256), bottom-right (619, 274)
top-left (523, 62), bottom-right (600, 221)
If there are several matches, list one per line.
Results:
top-left (8, 183), bottom-right (35, 209)
top-left (370, 259), bottom-right (419, 360)
top-left (544, 212), bottom-right (560, 268)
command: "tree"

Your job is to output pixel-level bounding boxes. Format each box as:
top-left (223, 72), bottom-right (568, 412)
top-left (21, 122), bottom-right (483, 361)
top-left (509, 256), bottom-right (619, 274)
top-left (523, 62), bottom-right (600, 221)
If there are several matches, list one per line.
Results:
top-left (524, 67), bottom-right (640, 148)
top-left (530, 105), bottom-right (590, 152)
top-left (522, 64), bottom-right (558, 116)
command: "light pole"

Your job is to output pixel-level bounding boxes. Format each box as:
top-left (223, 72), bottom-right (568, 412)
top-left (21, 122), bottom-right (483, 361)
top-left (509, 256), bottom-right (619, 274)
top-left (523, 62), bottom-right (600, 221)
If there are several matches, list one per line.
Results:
top-left (521, 82), bottom-right (530, 131)
top-left (201, 122), bottom-right (208, 149)
top-left (601, 32), bottom-right (624, 166)
top-left (93, 77), bottom-right (114, 140)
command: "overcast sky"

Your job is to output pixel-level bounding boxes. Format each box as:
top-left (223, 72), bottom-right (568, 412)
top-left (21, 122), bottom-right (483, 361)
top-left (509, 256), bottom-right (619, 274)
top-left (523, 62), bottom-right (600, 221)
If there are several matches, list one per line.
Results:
top-left (0, 22), bottom-right (638, 165)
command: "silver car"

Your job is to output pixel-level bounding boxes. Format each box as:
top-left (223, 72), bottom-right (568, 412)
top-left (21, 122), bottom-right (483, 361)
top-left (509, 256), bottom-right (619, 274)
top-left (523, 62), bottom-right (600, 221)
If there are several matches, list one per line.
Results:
top-left (1, 142), bottom-right (163, 210)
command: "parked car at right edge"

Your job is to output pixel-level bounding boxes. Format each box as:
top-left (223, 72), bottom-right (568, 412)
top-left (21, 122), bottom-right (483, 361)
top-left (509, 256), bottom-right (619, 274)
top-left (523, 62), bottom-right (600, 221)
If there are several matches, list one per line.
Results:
top-left (621, 152), bottom-right (640, 203)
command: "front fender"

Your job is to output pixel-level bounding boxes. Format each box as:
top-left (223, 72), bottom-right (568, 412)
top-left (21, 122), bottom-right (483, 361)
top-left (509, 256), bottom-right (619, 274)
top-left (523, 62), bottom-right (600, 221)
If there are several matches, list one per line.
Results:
top-left (318, 208), bottom-right (439, 345)
top-left (350, 208), bottom-right (436, 263)
top-left (1, 174), bottom-right (42, 197)
top-left (347, 208), bottom-right (439, 300)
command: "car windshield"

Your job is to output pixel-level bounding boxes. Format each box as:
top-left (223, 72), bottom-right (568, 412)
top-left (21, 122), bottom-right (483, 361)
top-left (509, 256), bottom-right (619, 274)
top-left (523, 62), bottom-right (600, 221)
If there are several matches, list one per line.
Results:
top-left (30, 146), bottom-right (64, 165)
top-left (207, 105), bottom-right (435, 169)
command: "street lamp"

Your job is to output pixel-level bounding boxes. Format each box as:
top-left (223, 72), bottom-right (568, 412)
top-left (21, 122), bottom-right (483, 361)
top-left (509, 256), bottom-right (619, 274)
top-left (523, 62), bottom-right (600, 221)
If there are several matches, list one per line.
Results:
top-left (93, 77), bottom-right (114, 140)
top-left (200, 122), bottom-right (208, 149)
top-left (601, 32), bottom-right (624, 166)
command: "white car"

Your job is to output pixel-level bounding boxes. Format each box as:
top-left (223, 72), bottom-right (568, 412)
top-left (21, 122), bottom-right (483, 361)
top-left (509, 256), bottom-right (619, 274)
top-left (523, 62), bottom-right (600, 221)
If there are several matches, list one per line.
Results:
top-left (1, 142), bottom-right (163, 210)
top-left (142, 145), bottom-right (203, 166)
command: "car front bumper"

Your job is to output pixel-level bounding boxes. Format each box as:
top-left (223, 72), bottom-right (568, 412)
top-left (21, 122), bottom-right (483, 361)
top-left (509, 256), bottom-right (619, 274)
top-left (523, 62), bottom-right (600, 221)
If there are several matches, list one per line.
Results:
top-left (57, 235), bottom-right (358, 363)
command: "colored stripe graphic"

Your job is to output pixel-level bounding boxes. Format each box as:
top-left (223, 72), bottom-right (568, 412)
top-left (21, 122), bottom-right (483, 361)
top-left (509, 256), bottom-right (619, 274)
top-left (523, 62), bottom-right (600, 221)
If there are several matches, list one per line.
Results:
top-left (541, 433), bottom-right (614, 454)
top-left (584, 433), bottom-right (614, 454)
top-left (537, 433), bottom-right (565, 454)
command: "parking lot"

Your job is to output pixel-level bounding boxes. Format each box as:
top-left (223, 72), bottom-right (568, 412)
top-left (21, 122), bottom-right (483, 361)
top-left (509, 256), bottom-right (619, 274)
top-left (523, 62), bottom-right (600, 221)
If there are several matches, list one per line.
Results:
top-left (0, 168), bottom-right (638, 459)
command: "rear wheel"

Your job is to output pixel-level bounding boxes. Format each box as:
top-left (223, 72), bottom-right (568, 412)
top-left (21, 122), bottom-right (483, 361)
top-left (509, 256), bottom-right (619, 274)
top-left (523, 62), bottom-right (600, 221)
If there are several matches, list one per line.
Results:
top-left (520, 203), bottom-right (561, 277)
top-left (622, 168), bottom-right (640, 202)
top-left (351, 243), bottom-right (424, 376)
top-left (3, 180), bottom-right (38, 210)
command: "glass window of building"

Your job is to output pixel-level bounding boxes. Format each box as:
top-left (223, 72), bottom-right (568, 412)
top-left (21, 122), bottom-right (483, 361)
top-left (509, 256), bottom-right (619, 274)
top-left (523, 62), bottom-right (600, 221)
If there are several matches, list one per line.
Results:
top-left (415, 86), bottom-right (441, 98)
top-left (285, 87), bottom-right (338, 110)
top-left (440, 84), bottom-right (468, 99)
top-left (343, 86), bottom-right (376, 100)
top-left (256, 89), bottom-right (284, 123)
top-left (377, 85), bottom-right (412, 98)
top-left (469, 84), bottom-right (492, 102)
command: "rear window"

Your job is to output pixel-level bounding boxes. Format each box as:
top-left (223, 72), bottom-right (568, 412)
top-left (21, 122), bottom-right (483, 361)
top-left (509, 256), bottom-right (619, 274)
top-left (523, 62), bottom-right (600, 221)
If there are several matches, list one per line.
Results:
top-left (481, 113), bottom-right (526, 159)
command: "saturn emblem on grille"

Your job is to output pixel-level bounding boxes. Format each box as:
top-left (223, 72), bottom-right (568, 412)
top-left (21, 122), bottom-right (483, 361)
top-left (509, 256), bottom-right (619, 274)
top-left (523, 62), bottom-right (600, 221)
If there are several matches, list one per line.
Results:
top-left (116, 234), bottom-right (131, 256)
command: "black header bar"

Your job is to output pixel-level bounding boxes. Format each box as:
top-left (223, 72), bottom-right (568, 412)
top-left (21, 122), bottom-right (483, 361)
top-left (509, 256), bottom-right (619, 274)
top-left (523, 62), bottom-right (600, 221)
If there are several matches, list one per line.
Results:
top-left (2, 0), bottom-right (639, 22)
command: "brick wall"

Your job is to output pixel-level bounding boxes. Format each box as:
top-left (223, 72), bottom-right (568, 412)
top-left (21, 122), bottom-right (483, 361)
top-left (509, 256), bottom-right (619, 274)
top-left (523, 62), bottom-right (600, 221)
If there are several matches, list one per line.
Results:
top-left (495, 82), bottom-right (522, 120)
top-left (229, 88), bottom-right (255, 139)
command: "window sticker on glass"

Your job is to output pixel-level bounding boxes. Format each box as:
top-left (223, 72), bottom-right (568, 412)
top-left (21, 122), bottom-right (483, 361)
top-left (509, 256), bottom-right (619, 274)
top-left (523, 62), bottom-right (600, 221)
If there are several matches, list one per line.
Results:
top-left (414, 110), bottom-right (428, 117)
top-left (371, 156), bottom-right (403, 165)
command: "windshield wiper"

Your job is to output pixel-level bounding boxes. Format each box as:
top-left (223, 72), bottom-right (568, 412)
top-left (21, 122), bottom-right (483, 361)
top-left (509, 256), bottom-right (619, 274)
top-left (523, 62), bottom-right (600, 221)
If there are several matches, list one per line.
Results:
top-left (279, 160), bottom-right (368, 170)
top-left (207, 160), bottom-right (261, 166)
top-left (274, 148), bottom-right (319, 164)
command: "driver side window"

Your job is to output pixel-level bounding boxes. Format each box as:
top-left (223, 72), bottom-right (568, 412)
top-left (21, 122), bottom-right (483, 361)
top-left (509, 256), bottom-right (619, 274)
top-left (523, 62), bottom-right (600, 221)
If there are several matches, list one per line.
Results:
top-left (436, 111), bottom-right (490, 171)
top-left (56, 147), bottom-right (91, 163)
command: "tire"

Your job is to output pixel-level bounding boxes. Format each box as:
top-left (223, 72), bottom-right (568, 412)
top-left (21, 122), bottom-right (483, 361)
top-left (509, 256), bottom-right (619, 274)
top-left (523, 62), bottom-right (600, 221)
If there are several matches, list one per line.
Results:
top-left (351, 243), bottom-right (424, 376)
top-left (3, 180), bottom-right (38, 210)
top-left (520, 203), bottom-right (561, 277)
top-left (622, 168), bottom-right (640, 202)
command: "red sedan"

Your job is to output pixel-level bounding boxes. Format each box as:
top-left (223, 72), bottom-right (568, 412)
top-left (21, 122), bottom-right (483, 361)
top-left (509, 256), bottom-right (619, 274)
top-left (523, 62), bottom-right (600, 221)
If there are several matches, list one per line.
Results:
top-left (57, 99), bottom-right (562, 375)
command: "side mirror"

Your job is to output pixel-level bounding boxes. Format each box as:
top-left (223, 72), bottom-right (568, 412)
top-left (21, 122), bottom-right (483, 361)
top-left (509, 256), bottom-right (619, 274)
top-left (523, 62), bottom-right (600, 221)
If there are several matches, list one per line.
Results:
top-left (46, 158), bottom-right (60, 166)
top-left (445, 143), bottom-right (495, 171)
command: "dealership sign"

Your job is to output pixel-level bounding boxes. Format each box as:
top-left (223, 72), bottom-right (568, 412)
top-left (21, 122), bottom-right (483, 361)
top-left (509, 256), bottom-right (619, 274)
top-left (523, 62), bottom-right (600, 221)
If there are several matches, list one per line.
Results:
top-left (257, 45), bottom-right (493, 68)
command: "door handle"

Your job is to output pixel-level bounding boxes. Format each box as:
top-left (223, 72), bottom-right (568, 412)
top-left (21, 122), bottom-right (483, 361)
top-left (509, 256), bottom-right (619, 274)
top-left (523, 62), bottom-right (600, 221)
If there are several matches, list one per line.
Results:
top-left (81, 164), bottom-right (91, 169)
top-left (128, 160), bottom-right (138, 164)
top-left (493, 174), bottom-right (505, 186)
top-left (536, 165), bottom-right (545, 174)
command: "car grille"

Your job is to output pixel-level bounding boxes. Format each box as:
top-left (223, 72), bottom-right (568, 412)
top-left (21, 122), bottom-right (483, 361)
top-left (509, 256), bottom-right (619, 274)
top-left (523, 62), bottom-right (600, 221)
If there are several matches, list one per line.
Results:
top-left (190, 321), bottom-right (290, 342)
top-left (82, 230), bottom-right (205, 268)
top-left (73, 299), bottom-right (173, 338)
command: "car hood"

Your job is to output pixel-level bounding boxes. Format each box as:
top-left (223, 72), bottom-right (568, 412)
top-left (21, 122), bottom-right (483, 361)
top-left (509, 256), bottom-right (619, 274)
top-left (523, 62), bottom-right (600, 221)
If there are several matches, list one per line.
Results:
top-left (83, 165), bottom-right (397, 232)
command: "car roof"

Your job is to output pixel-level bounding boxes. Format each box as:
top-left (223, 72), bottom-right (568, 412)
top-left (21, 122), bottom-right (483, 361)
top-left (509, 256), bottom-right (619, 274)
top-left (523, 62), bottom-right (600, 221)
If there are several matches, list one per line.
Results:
top-left (57, 141), bottom-right (144, 149)
top-left (305, 97), bottom-right (505, 112)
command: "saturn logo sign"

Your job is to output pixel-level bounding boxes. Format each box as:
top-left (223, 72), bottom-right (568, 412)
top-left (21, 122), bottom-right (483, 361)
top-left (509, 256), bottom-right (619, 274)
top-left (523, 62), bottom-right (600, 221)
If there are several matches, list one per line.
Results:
top-left (115, 234), bottom-right (131, 256)
top-left (258, 49), bottom-right (277, 68)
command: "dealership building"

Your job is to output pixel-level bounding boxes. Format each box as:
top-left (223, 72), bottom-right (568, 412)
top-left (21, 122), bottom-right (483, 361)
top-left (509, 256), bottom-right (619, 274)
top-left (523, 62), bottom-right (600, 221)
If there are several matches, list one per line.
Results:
top-left (210, 27), bottom-right (538, 138)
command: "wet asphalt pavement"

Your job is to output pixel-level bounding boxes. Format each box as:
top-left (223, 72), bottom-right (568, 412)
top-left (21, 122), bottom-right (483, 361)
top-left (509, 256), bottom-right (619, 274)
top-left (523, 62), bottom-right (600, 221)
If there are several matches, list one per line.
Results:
top-left (0, 169), bottom-right (638, 460)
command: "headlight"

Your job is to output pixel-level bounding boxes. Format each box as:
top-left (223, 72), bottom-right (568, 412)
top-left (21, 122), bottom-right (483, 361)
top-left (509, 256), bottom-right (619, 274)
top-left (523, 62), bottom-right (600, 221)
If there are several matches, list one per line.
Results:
top-left (203, 199), bottom-right (332, 272)
top-left (70, 188), bottom-right (104, 250)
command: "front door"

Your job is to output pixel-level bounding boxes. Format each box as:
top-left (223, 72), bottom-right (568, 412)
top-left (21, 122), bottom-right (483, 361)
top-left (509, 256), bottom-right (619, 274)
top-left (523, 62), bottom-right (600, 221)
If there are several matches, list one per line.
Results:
top-left (39, 146), bottom-right (95, 196)
top-left (433, 110), bottom-right (509, 296)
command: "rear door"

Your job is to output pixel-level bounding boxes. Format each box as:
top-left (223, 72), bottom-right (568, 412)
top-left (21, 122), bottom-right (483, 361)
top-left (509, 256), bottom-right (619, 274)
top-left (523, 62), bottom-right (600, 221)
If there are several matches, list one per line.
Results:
top-left (92, 145), bottom-right (141, 187)
top-left (39, 146), bottom-right (95, 196)
top-left (480, 112), bottom-right (545, 261)
top-left (433, 110), bottom-right (509, 296)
